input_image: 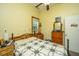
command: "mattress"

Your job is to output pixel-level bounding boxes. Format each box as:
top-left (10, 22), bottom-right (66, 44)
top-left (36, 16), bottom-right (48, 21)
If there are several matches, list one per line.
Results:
top-left (14, 37), bottom-right (67, 56)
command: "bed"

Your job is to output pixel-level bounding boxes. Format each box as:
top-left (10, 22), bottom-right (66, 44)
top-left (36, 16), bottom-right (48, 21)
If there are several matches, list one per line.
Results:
top-left (12, 35), bottom-right (68, 56)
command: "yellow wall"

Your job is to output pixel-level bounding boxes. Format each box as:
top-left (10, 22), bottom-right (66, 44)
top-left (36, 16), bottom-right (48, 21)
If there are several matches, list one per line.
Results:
top-left (0, 3), bottom-right (79, 39)
top-left (0, 3), bottom-right (39, 37)
top-left (39, 3), bottom-right (79, 39)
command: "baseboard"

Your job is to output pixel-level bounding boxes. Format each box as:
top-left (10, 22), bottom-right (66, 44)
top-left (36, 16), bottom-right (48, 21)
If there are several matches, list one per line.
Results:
top-left (69, 50), bottom-right (79, 56)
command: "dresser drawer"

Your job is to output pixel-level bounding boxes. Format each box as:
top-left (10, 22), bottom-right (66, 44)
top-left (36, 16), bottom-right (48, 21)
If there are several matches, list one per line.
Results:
top-left (53, 39), bottom-right (63, 45)
top-left (52, 33), bottom-right (63, 38)
top-left (53, 38), bottom-right (62, 41)
top-left (52, 35), bottom-right (62, 38)
top-left (52, 31), bottom-right (63, 45)
top-left (52, 37), bottom-right (62, 40)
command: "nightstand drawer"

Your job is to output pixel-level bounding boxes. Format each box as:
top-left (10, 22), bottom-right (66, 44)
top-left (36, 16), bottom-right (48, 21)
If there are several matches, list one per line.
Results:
top-left (53, 39), bottom-right (63, 45)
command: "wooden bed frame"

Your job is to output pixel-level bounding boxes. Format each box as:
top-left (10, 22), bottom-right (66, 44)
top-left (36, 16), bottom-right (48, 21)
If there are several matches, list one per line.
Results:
top-left (11, 33), bottom-right (33, 41)
top-left (67, 39), bottom-right (70, 56)
top-left (11, 33), bottom-right (70, 56)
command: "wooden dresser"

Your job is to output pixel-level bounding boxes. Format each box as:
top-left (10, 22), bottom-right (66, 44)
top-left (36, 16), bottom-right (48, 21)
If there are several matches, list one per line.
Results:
top-left (52, 31), bottom-right (63, 45)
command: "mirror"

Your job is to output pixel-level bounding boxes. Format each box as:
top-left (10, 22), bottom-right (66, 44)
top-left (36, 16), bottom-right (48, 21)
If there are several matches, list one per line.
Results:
top-left (53, 17), bottom-right (62, 31)
top-left (32, 16), bottom-right (40, 35)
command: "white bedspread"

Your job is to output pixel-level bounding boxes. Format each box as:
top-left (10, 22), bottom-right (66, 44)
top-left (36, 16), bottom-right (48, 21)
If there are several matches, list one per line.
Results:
top-left (14, 37), bottom-right (67, 56)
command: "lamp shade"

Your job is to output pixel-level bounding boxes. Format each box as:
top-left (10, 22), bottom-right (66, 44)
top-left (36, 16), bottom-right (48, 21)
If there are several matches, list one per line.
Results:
top-left (3, 30), bottom-right (9, 41)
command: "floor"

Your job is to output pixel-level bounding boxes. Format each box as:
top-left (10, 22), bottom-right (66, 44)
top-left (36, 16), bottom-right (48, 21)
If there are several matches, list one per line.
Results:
top-left (70, 51), bottom-right (79, 56)
top-left (43, 39), bottom-right (79, 56)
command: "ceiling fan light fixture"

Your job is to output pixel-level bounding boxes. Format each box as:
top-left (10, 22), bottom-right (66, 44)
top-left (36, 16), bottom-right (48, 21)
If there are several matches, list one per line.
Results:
top-left (35, 3), bottom-right (50, 11)
top-left (44, 3), bottom-right (50, 11)
top-left (46, 5), bottom-right (49, 11)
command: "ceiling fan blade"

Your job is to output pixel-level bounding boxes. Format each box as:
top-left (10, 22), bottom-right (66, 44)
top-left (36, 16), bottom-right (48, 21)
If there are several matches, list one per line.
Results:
top-left (35, 3), bottom-right (43, 8)
top-left (46, 5), bottom-right (49, 11)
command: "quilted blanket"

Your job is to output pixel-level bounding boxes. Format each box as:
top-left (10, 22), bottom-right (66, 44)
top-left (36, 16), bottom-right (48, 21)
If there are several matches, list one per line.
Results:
top-left (14, 37), bottom-right (67, 56)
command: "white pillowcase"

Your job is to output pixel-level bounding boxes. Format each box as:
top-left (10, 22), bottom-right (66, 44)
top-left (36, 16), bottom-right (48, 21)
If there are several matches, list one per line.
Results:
top-left (14, 37), bottom-right (37, 46)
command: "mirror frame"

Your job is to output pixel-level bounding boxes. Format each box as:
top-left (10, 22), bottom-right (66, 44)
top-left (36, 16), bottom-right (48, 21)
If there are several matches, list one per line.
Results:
top-left (53, 17), bottom-right (62, 31)
top-left (31, 16), bottom-right (40, 35)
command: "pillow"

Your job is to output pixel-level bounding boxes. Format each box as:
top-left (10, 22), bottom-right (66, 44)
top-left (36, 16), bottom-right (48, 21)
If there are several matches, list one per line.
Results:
top-left (26, 37), bottom-right (37, 40)
top-left (14, 39), bottom-right (27, 46)
top-left (14, 37), bottom-right (37, 46)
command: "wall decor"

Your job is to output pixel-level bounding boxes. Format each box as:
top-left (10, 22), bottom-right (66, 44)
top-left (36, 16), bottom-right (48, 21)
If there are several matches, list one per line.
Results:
top-left (71, 24), bottom-right (78, 27)
top-left (53, 16), bottom-right (62, 31)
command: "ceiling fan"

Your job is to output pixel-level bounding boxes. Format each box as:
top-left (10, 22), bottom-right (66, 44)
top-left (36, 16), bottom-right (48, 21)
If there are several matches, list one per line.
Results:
top-left (35, 3), bottom-right (50, 11)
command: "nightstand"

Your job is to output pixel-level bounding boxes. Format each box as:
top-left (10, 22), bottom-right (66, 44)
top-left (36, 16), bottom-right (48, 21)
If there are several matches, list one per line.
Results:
top-left (35, 32), bottom-right (44, 39)
top-left (0, 41), bottom-right (15, 56)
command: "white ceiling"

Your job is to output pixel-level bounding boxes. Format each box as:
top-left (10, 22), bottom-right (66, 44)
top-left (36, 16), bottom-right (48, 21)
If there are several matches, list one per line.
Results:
top-left (32, 3), bottom-right (40, 7)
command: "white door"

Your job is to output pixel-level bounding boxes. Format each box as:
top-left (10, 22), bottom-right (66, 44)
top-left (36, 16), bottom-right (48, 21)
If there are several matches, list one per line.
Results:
top-left (65, 16), bottom-right (79, 53)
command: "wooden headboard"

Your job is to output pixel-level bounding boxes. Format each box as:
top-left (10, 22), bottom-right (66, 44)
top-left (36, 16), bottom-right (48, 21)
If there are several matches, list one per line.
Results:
top-left (11, 33), bottom-right (33, 41)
